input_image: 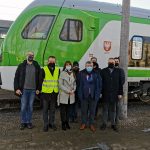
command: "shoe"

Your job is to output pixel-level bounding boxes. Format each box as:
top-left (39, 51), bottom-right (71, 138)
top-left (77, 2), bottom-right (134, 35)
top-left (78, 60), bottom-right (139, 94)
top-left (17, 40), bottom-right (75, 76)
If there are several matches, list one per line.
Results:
top-left (27, 123), bottom-right (33, 129)
top-left (49, 124), bottom-right (57, 131)
top-left (80, 124), bottom-right (86, 130)
top-left (90, 125), bottom-right (96, 132)
top-left (20, 123), bottom-right (26, 130)
top-left (111, 125), bottom-right (119, 132)
top-left (43, 126), bottom-right (48, 132)
top-left (62, 122), bottom-right (66, 131)
top-left (100, 124), bottom-right (106, 130)
top-left (65, 122), bottom-right (71, 129)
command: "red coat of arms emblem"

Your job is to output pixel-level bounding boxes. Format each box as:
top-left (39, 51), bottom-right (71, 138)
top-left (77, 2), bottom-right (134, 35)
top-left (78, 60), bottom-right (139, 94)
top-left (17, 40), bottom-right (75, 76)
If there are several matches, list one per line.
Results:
top-left (103, 41), bottom-right (111, 51)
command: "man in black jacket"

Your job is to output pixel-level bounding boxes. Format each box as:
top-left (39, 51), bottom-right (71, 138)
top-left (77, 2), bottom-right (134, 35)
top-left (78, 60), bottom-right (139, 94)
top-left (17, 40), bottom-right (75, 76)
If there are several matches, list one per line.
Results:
top-left (100, 58), bottom-right (123, 132)
top-left (14, 51), bottom-right (40, 130)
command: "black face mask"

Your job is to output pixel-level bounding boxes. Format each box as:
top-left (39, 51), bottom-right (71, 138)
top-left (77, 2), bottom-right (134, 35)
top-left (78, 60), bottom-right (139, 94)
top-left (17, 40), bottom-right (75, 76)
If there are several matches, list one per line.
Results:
top-left (108, 63), bottom-right (115, 68)
top-left (115, 63), bottom-right (119, 67)
top-left (48, 63), bottom-right (55, 68)
top-left (28, 56), bottom-right (34, 62)
top-left (73, 67), bottom-right (79, 72)
top-left (93, 62), bottom-right (99, 69)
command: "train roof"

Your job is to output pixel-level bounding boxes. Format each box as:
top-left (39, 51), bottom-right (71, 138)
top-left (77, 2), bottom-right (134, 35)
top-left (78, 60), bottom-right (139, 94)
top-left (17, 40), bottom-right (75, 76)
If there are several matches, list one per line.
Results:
top-left (25, 0), bottom-right (150, 19)
top-left (0, 20), bottom-right (13, 28)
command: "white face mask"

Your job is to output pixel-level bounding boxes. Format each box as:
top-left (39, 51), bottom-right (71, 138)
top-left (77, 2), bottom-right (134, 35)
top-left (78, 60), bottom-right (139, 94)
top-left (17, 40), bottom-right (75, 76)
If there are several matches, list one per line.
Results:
top-left (65, 65), bottom-right (72, 71)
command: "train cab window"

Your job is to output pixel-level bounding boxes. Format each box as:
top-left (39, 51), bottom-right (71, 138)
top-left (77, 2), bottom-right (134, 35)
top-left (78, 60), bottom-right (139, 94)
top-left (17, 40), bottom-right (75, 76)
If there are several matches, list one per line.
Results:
top-left (22, 15), bottom-right (55, 39)
top-left (60, 19), bottom-right (82, 42)
top-left (129, 36), bottom-right (150, 67)
top-left (131, 36), bottom-right (143, 60)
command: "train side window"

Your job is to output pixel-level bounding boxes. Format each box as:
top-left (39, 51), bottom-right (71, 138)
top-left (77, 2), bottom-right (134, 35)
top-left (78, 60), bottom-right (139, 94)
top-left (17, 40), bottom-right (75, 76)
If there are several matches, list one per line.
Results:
top-left (22, 15), bottom-right (55, 39)
top-left (60, 19), bottom-right (83, 42)
top-left (0, 27), bottom-right (9, 62)
top-left (131, 36), bottom-right (143, 60)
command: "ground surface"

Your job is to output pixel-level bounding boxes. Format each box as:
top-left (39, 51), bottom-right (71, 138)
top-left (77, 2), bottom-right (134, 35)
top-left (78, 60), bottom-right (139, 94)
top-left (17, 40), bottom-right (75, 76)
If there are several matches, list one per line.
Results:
top-left (0, 89), bottom-right (150, 150)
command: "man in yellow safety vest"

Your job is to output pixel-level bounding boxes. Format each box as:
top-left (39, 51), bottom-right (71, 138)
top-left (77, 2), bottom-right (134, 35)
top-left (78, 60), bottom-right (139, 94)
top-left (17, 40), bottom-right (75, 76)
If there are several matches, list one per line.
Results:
top-left (39, 56), bottom-right (60, 132)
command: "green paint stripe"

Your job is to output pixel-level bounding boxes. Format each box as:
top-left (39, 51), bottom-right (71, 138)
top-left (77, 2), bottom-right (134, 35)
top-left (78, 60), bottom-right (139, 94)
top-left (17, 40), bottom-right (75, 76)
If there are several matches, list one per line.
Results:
top-left (128, 70), bottom-right (150, 77)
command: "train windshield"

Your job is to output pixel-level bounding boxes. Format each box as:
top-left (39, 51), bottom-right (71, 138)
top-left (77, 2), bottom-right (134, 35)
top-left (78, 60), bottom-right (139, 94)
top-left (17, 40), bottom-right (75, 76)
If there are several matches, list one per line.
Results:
top-left (22, 15), bottom-right (55, 40)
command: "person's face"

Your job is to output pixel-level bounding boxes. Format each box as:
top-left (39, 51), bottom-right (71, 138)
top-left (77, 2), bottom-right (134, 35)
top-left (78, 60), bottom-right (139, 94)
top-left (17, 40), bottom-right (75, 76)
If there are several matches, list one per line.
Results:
top-left (108, 59), bottom-right (115, 65)
top-left (48, 58), bottom-right (56, 64)
top-left (115, 59), bottom-right (120, 64)
top-left (27, 52), bottom-right (34, 62)
top-left (65, 63), bottom-right (71, 67)
top-left (85, 63), bottom-right (93, 68)
top-left (91, 58), bottom-right (97, 63)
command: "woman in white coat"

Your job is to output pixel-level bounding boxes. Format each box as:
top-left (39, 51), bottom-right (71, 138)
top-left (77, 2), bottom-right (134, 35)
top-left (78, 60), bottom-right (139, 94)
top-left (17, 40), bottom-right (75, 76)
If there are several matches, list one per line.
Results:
top-left (58, 61), bottom-right (76, 130)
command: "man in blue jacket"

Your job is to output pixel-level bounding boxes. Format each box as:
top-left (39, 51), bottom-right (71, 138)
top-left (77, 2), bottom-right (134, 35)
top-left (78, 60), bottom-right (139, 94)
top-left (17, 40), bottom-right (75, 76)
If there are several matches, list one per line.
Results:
top-left (78, 61), bottom-right (102, 132)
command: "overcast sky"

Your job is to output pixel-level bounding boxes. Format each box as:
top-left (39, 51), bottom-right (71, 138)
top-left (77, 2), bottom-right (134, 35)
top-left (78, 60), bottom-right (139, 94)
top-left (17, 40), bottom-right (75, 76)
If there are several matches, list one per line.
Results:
top-left (0, 0), bottom-right (150, 21)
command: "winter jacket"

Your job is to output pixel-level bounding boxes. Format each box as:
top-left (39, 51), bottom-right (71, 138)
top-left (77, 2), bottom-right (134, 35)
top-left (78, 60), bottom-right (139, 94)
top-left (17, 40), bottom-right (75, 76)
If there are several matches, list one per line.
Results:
top-left (14, 60), bottom-right (40, 92)
top-left (78, 69), bottom-right (102, 102)
top-left (58, 71), bottom-right (76, 104)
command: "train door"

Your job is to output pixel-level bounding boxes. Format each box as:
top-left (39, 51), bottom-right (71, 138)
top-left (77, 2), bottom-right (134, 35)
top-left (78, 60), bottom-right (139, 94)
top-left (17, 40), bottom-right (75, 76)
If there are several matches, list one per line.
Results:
top-left (128, 35), bottom-right (150, 102)
top-left (43, 8), bottom-right (99, 67)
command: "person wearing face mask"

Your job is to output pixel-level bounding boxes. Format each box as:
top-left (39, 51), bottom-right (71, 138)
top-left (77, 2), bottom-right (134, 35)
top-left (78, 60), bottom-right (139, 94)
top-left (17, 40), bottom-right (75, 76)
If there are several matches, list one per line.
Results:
top-left (114, 57), bottom-right (125, 124)
top-left (69, 61), bottom-right (80, 123)
top-left (39, 56), bottom-right (60, 132)
top-left (58, 61), bottom-right (76, 131)
top-left (100, 58), bottom-right (123, 132)
top-left (114, 57), bottom-right (125, 86)
top-left (14, 51), bottom-right (41, 130)
top-left (78, 61), bottom-right (102, 132)
top-left (91, 57), bottom-right (102, 120)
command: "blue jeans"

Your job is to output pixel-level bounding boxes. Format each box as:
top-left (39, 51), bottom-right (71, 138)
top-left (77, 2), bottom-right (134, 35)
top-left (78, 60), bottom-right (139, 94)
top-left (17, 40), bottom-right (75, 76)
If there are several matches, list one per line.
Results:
top-left (20, 89), bottom-right (36, 124)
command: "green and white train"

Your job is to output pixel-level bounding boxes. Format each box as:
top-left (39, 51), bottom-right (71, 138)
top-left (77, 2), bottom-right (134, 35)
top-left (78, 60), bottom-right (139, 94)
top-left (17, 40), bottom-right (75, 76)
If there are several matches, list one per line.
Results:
top-left (0, 0), bottom-right (150, 101)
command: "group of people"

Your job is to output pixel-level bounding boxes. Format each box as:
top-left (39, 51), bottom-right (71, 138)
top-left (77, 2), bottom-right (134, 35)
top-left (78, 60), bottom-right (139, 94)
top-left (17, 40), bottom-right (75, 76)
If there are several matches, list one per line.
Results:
top-left (14, 51), bottom-right (125, 133)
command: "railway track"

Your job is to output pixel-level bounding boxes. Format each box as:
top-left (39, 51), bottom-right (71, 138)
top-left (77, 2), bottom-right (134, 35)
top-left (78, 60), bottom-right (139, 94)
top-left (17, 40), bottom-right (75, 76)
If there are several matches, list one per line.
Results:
top-left (0, 89), bottom-right (41, 111)
top-left (0, 89), bottom-right (149, 111)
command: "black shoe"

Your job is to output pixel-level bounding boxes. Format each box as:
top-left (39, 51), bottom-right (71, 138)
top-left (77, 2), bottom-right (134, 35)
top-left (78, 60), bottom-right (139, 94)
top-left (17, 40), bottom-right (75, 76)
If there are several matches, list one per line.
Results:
top-left (27, 123), bottom-right (33, 129)
top-left (43, 126), bottom-right (48, 132)
top-left (111, 125), bottom-right (119, 132)
top-left (65, 122), bottom-right (71, 129)
top-left (20, 123), bottom-right (26, 130)
top-left (49, 124), bottom-right (57, 131)
top-left (100, 124), bottom-right (106, 130)
top-left (62, 123), bottom-right (66, 131)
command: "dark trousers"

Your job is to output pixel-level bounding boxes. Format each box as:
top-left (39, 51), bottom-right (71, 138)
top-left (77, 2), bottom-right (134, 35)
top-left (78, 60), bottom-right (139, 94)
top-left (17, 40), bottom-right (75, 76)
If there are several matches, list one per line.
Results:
top-left (102, 101), bottom-right (117, 125)
top-left (81, 96), bottom-right (97, 125)
top-left (60, 103), bottom-right (70, 123)
top-left (115, 101), bottom-right (119, 124)
top-left (42, 92), bottom-right (57, 127)
top-left (69, 93), bottom-right (78, 121)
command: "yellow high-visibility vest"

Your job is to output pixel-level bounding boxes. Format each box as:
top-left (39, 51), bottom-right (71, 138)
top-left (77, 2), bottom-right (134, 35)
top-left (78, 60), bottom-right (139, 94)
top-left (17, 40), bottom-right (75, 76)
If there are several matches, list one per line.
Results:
top-left (42, 66), bottom-right (59, 93)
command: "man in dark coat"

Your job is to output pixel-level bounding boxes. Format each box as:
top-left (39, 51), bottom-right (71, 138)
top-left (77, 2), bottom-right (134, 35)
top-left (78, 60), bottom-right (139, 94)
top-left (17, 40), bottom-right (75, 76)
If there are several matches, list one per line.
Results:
top-left (91, 57), bottom-right (101, 119)
top-left (114, 57), bottom-right (125, 123)
top-left (78, 61), bottom-right (102, 132)
top-left (14, 51), bottom-right (41, 130)
top-left (100, 58), bottom-right (123, 132)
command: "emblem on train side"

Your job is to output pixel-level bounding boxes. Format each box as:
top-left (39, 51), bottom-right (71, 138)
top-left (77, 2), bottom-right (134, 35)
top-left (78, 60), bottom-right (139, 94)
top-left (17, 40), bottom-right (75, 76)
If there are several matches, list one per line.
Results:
top-left (103, 41), bottom-right (111, 52)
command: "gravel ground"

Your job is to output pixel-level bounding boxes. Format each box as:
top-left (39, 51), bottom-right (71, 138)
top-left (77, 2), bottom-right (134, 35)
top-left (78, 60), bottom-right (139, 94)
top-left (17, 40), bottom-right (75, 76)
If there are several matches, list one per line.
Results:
top-left (0, 102), bottom-right (150, 150)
